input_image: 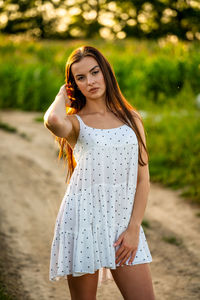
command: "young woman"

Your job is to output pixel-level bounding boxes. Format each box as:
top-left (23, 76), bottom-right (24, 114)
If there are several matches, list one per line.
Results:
top-left (44, 45), bottom-right (155, 300)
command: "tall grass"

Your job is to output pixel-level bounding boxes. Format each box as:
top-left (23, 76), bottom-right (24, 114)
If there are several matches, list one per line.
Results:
top-left (0, 35), bottom-right (199, 112)
top-left (144, 108), bottom-right (200, 203)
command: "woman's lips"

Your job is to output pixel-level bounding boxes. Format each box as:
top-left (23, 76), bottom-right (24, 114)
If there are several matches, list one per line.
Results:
top-left (89, 88), bottom-right (99, 93)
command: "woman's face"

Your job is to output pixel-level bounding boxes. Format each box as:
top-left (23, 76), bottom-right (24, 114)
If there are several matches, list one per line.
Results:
top-left (71, 56), bottom-right (106, 101)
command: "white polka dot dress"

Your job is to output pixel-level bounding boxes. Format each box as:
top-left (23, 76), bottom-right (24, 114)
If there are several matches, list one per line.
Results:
top-left (49, 113), bottom-right (153, 287)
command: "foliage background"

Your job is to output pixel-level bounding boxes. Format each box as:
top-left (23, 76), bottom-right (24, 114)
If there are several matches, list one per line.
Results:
top-left (0, 35), bottom-right (199, 204)
top-left (0, 0), bottom-right (200, 41)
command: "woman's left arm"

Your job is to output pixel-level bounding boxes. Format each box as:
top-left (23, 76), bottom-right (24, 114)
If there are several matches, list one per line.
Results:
top-left (128, 113), bottom-right (150, 231)
top-left (114, 112), bottom-right (150, 266)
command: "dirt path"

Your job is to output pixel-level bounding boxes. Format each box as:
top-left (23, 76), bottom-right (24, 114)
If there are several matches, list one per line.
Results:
top-left (0, 110), bottom-right (199, 300)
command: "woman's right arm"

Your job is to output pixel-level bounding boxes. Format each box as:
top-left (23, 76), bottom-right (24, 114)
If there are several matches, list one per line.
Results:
top-left (43, 84), bottom-right (73, 138)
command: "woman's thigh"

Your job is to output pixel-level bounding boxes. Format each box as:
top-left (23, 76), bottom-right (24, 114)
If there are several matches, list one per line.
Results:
top-left (67, 270), bottom-right (99, 300)
top-left (110, 263), bottom-right (155, 300)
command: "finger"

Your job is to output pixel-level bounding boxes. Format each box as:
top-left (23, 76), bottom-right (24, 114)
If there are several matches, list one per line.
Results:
top-left (116, 243), bottom-right (132, 257)
top-left (115, 249), bottom-right (128, 264)
top-left (119, 250), bottom-right (132, 266)
top-left (113, 235), bottom-right (124, 247)
top-left (120, 250), bottom-right (132, 266)
top-left (115, 245), bottom-right (125, 258)
top-left (116, 248), bottom-right (127, 264)
top-left (128, 250), bottom-right (137, 265)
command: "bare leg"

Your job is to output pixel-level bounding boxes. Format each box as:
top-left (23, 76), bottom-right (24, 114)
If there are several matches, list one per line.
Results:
top-left (110, 263), bottom-right (155, 300)
top-left (67, 270), bottom-right (99, 300)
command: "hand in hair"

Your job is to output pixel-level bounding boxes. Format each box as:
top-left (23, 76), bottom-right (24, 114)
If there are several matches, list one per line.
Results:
top-left (57, 84), bottom-right (72, 108)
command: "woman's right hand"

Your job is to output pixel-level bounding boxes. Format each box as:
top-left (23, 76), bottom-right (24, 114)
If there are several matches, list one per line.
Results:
top-left (57, 84), bottom-right (72, 107)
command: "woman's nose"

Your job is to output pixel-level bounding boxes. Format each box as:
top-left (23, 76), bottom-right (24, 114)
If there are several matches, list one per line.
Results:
top-left (87, 75), bottom-right (95, 85)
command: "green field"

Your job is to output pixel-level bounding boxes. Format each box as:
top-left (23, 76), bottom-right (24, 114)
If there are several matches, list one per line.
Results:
top-left (0, 35), bottom-right (199, 204)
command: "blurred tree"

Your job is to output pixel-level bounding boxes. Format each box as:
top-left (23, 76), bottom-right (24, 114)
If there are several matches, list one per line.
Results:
top-left (0, 0), bottom-right (199, 40)
top-left (115, 0), bottom-right (200, 41)
top-left (0, 0), bottom-right (59, 38)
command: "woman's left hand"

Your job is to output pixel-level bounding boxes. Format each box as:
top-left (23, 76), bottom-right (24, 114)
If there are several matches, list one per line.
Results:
top-left (113, 225), bottom-right (140, 266)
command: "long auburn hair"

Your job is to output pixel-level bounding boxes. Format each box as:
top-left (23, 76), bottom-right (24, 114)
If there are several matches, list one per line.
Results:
top-left (54, 45), bottom-right (149, 184)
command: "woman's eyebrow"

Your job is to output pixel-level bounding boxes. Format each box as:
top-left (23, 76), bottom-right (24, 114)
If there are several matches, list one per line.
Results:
top-left (75, 65), bottom-right (99, 77)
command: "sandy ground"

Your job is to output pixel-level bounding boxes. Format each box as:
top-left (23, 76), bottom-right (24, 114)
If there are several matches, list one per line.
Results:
top-left (0, 109), bottom-right (200, 300)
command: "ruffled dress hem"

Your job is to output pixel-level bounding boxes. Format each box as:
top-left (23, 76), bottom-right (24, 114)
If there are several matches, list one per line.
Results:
top-left (50, 258), bottom-right (153, 287)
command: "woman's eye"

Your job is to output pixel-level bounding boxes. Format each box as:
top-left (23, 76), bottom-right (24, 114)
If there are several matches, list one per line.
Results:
top-left (77, 70), bottom-right (99, 81)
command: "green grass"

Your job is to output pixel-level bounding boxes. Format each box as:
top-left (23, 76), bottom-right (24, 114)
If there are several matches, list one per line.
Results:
top-left (162, 235), bottom-right (183, 246)
top-left (142, 219), bottom-right (151, 229)
top-left (0, 35), bottom-right (199, 112)
top-left (0, 285), bottom-right (13, 300)
top-left (0, 120), bottom-right (31, 141)
top-left (18, 132), bottom-right (31, 141)
top-left (34, 116), bottom-right (44, 122)
top-left (0, 121), bottom-right (17, 133)
top-left (144, 108), bottom-right (200, 204)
